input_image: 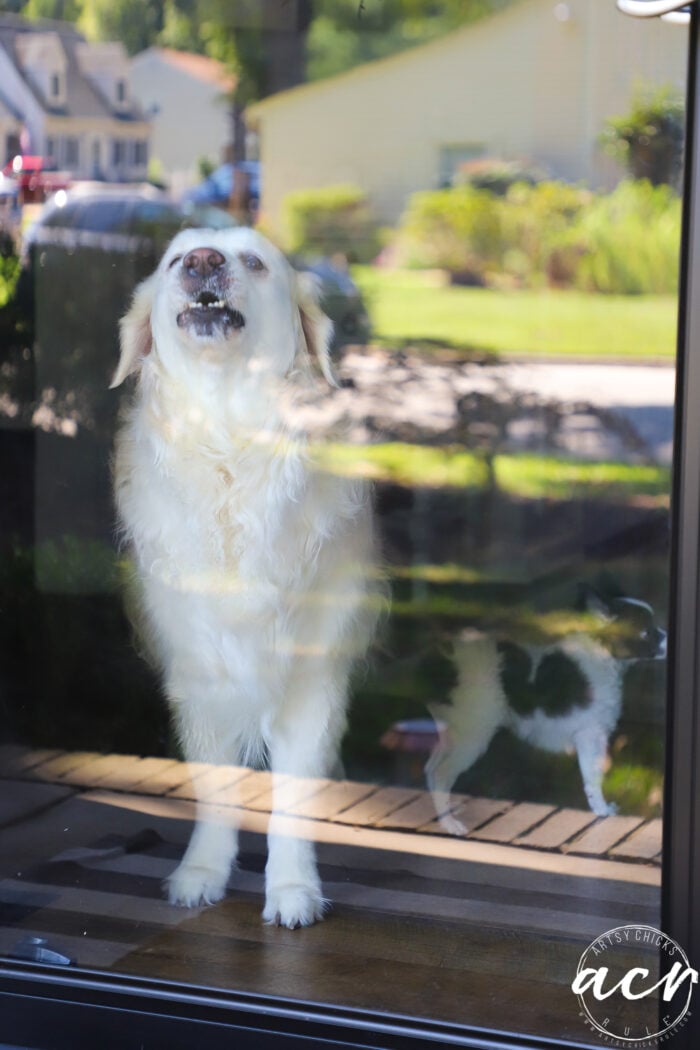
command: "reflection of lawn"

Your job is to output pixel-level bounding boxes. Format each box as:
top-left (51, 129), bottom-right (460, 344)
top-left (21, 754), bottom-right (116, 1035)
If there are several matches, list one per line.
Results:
top-left (318, 441), bottom-right (670, 504)
top-left (352, 266), bottom-right (677, 359)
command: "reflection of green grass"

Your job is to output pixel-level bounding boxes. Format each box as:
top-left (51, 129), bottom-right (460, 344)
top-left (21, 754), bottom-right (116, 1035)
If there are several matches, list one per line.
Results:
top-left (32, 536), bottom-right (120, 594)
top-left (317, 441), bottom-right (670, 504)
top-left (494, 454), bottom-right (670, 503)
top-left (352, 266), bottom-right (677, 359)
top-left (317, 441), bottom-right (488, 488)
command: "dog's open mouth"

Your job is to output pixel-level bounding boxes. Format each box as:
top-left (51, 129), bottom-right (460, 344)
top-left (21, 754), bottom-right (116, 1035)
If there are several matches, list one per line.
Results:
top-left (177, 291), bottom-right (245, 336)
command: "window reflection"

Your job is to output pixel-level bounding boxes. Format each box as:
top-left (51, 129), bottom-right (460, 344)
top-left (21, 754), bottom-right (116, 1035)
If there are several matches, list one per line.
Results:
top-left (0, 1), bottom-right (685, 1044)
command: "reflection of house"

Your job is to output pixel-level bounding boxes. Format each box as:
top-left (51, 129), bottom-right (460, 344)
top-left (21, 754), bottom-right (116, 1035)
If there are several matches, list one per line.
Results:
top-left (248, 0), bottom-right (687, 234)
top-left (0, 14), bottom-right (150, 180)
top-left (130, 48), bottom-right (235, 193)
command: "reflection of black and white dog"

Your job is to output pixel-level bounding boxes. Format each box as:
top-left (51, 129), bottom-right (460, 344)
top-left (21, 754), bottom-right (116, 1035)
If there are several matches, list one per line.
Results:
top-left (426, 587), bottom-right (667, 835)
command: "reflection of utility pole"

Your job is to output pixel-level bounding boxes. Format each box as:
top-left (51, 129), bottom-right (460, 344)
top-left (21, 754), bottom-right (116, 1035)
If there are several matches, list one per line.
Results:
top-left (230, 0), bottom-right (312, 165)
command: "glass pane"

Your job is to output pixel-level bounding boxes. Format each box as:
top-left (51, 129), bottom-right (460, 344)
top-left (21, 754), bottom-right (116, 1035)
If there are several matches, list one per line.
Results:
top-left (0, 4), bottom-right (688, 1046)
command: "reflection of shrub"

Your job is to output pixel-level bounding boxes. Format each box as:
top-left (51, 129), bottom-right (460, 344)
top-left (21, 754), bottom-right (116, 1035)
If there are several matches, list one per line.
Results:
top-left (284, 184), bottom-right (380, 262)
top-left (601, 85), bottom-right (684, 188)
top-left (564, 180), bottom-right (681, 295)
top-left (393, 178), bottom-right (679, 294)
top-left (0, 253), bottom-right (20, 308)
top-left (395, 181), bottom-right (589, 286)
top-left (394, 185), bottom-right (506, 282)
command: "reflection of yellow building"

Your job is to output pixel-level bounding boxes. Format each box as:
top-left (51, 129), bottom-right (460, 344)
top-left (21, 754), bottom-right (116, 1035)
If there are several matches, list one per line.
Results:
top-left (248, 0), bottom-right (687, 236)
top-left (129, 48), bottom-right (235, 195)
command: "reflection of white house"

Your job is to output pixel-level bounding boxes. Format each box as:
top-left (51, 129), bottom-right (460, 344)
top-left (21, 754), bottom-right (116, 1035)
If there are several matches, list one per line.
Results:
top-left (130, 48), bottom-right (235, 193)
top-left (0, 14), bottom-right (150, 180)
top-left (248, 0), bottom-right (688, 235)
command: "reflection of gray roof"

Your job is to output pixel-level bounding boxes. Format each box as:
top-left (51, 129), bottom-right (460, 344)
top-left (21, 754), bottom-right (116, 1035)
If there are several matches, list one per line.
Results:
top-left (0, 14), bottom-right (145, 122)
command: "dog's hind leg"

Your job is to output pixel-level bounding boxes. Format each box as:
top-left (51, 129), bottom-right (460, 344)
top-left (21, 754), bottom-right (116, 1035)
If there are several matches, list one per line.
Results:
top-left (164, 677), bottom-right (240, 908)
top-left (574, 728), bottom-right (617, 817)
top-left (425, 708), bottom-right (499, 836)
top-left (425, 632), bottom-right (506, 836)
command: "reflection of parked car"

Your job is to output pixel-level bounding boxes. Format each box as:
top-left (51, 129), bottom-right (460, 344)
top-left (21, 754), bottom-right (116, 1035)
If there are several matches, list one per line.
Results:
top-left (21, 185), bottom-right (233, 272)
top-left (10, 186), bottom-right (370, 571)
top-left (20, 185), bottom-right (370, 354)
top-left (298, 256), bottom-right (371, 347)
top-left (17, 186), bottom-right (238, 434)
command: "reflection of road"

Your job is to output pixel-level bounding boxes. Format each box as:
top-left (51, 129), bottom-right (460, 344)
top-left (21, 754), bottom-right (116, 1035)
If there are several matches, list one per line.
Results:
top-left (307, 350), bottom-right (676, 466)
top-left (488, 361), bottom-right (675, 465)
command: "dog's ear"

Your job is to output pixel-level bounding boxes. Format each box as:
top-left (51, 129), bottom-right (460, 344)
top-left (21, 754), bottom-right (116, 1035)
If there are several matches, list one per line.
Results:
top-left (110, 274), bottom-right (156, 388)
top-left (295, 271), bottom-right (337, 387)
top-left (578, 584), bottom-right (616, 623)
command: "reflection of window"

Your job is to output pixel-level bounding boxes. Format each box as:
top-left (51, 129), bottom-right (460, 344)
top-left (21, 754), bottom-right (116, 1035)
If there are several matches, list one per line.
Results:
top-left (78, 200), bottom-right (131, 232)
top-left (63, 137), bottom-right (79, 167)
top-left (45, 137), bottom-right (55, 160)
top-left (111, 138), bottom-right (126, 166)
top-left (116, 79), bottom-right (126, 103)
top-left (438, 143), bottom-right (486, 187)
top-left (133, 140), bottom-right (148, 166)
top-left (42, 200), bottom-right (82, 227)
top-left (50, 72), bottom-right (61, 98)
top-left (6, 132), bottom-right (20, 162)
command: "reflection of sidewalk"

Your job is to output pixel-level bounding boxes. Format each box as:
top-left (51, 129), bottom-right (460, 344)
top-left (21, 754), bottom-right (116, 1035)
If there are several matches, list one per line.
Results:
top-left (296, 348), bottom-right (675, 465)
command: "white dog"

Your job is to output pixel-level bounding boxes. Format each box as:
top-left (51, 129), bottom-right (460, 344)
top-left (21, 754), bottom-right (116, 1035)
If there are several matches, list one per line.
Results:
top-left (111, 227), bottom-right (378, 928)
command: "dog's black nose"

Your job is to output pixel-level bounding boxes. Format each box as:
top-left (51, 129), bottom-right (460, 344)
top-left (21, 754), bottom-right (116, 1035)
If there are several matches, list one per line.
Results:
top-left (183, 248), bottom-right (226, 277)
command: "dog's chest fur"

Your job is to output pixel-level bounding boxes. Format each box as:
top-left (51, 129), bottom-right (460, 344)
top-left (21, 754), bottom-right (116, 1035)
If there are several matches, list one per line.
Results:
top-left (114, 376), bottom-right (375, 688)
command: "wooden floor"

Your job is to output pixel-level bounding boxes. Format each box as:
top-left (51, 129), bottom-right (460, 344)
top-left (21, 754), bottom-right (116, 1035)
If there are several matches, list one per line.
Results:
top-left (0, 745), bottom-right (662, 1043)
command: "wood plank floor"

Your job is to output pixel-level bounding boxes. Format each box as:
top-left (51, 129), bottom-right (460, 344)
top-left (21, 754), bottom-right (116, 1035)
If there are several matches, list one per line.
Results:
top-left (0, 746), bottom-right (662, 1043)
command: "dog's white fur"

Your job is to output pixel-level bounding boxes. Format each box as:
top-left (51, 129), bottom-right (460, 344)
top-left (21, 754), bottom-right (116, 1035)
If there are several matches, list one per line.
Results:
top-left (112, 227), bottom-right (378, 927)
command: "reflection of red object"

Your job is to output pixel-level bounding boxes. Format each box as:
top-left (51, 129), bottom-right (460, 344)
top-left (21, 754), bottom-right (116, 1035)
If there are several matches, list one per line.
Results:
top-left (380, 718), bottom-right (442, 753)
top-left (3, 155), bottom-right (71, 204)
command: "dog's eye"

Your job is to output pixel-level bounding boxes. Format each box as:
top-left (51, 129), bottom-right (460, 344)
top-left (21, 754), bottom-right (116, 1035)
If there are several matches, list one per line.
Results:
top-left (242, 253), bottom-right (266, 273)
top-left (167, 254), bottom-right (183, 270)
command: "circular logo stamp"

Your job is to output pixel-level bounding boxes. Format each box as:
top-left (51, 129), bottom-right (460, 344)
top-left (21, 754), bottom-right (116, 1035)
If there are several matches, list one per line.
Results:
top-left (572, 924), bottom-right (697, 1047)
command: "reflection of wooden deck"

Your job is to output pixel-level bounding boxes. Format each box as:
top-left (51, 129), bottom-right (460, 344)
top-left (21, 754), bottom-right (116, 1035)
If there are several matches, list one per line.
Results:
top-left (0, 746), bottom-right (662, 1040)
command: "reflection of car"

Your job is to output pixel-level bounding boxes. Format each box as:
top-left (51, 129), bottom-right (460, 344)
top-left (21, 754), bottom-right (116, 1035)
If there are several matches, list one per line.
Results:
top-left (16, 186), bottom-right (239, 431)
top-left (22, 185), bottom-right (234, 270)
top-left (20, 186), bottom-right (369, 353)
top-left (182, 161), bottom-right (260, 216)
top-left (298, 257), bottom-right (371, 347)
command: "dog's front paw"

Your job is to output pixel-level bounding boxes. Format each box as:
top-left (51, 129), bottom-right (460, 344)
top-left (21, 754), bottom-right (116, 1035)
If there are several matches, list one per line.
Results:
top-left (262, 884), bottom-right (327, 929)
top-left (166, 862), bottom-right (228, 908)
